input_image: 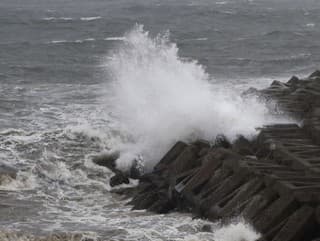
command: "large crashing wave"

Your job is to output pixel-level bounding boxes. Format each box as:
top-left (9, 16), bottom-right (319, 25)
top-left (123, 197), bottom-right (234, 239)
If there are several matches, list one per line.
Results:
top-left (105, 24), bottom-right (286, 171)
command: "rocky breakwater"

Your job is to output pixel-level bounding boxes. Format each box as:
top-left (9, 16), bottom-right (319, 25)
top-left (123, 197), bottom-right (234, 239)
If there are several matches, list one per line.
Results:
top-left (109, 70), bottom-right (320, 241)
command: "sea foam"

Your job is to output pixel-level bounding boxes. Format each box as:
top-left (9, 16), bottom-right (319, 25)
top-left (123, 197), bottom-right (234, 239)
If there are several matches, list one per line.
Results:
top-left (105, 24), bottom-right (290, 171)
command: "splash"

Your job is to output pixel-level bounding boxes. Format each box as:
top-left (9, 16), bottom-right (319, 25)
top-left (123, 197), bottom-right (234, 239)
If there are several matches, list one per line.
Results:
top-left (212, 221), bottom-right (260, 241)
top-left (105, 24), bottom-right (287, 171)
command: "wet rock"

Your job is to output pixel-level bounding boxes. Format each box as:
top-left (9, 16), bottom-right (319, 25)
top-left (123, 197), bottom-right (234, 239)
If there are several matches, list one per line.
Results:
top-left (147, 193), bottom-right (175, 213)
top-left (214, 134), bottom-right (231, 148)
top-left (271, 80), bottom-right (289, 89)
top-left (92, 152), bottom-right (119, 172)
top-left (272, 205), bottom-right (315, 241)
top-left (316, 206), bottom-right (320, 226)
top-left (109, 171), bottom-right (129, 187)
top-left (154, 141), bottom-right (187, 173)
top-left (287, 76), bottom-right (300, 87)
top-left (254, 196), bottom-right (298, 233)
top-left (309, 70), bottom-right (320, 78)
top-left (200, 224), bottom-right (212, 232)
top-left (169, 144), bottom-right (200, 177)
top-left (110, 187), bottom-right (137, 197)
top-left (241, 87), bottom-right (261, 98)
top-left (132, 191), bottom-right (159, 210)
top-left (232, 135), bottom-right (254, 156)
top-left (130, 159), bottom-right (144, 179)
top-left (193, 139), bottom-right (211, 150)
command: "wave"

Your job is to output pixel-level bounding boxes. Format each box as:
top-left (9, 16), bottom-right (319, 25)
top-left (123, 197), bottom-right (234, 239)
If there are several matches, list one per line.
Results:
top-left (306, 23), bottom-right (315, 28)
top-left (104, 24), bottom-right (291, 171)
top-left (259, 53), bottom-right (312, 64)
top-left (0, 231), bottom-right (99, 241)
top-left (215, 1), bottom-right (228, 5)
top-left (48, 37), bottom-right (124, 44)
top-left (42, 17), bottom-right (73, 21)
top-left (184, 37), bottom-right (209, 41)
top-left (262, 30), bottom-right (305, 37)
top-left (80, 16), bottom-right (102, 21)
top-left (104, 37), bottom-right (126, 41)
top-left (212, 220), bottom-right (260, 241)
top-left (48, 38), bottom-right (96, 44)
top-left (42, 16), bottom-right (102, 22)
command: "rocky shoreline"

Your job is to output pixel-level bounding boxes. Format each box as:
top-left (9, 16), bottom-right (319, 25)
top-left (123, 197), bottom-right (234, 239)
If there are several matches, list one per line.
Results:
top-left (108, 70), bottom-right (320, 241)
top-left (2, 70), bottom-right (320, 241)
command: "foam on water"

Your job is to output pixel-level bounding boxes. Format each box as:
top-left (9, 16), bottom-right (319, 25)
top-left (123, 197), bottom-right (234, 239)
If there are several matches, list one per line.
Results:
top-left (105, 24), bottom-right (292, 171)
top-left (42, 17), bottom-right (73, 21)
top-left (104, 37), bottom-right (126, 41)
top-left (0, 126), bottom-right (261, 240)
top-left (80, 16), bottom-right (102, 21)
top-left (42, 17), bottom-right (102, 21)
top-left (48, 38), bottom-right (96, 44)
top-left (212, 221), bottom-right (260, 241)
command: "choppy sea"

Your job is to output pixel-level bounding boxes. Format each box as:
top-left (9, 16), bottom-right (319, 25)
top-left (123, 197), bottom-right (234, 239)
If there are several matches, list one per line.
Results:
top-left (0, 0), bottom-right (319, 240)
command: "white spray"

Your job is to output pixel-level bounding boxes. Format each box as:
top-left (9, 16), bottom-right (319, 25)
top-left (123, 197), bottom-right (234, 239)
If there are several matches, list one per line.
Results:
top-left (105, 24), bottom-right (288, 171)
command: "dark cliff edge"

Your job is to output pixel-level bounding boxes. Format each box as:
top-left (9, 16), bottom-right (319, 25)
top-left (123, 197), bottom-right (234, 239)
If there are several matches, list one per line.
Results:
top-left (104, 70), bottom-right (320, 241)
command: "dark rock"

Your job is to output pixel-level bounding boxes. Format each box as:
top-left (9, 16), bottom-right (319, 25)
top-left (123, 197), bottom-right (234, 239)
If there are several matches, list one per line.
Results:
top-left (218, 178), bottom-right (264, 217)
top-left (110, 187), bottom-right (137, 197)
top-left (309, 70), bottom-right (320, 78)
top-left (130, 159), bottom-right (143, 179)
top-left (214, 135), bottom-right (231, 148)
top-left (271, 80), bottom-right (289, 89)
top-left (92, 152), bottom-right (119, 172)
top-left (109, 172), bottom-right (129, 187)
top-left (241, 87), bottom-right (260, 98)
top-left (254, 195), bottom-right (298, 233)
top-left (203, 173), bottom-right (248, 219)
top-left (154, 141), bottom-right (187, 172)
top-left (316, 206), bottom-right (320, 225)
top-left (232, 135), bottom-right (254, 156)
top-left (181, 149), bottom-right (224, 196)
top-left (242, 188), bottom-right (278, 220)
top-left (193, 139), bottom-right (210, 149)
top-left (148, 194), bottom-right (175, 213)
top-left (200, 224), bottom-right (212, 232)
top-left (169, 145), bottom-right (200, 177)
top-left (132, 191), bottom-right (159, 210)
top-left (303, 107), bottom-right (320, 145)
top-left (287, 76), bottom-right (300, 86)
top-left (272, 205), bottom-right (315, 241)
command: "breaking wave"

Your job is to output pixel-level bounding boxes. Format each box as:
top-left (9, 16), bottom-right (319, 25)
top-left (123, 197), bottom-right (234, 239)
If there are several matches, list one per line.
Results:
top-left (104, 24), bottom-right (289, 171)
top-left (80, 16), bottom-right (102, 21)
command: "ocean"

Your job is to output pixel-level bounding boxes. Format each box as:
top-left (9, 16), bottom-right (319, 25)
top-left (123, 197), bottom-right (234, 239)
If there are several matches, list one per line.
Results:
top-left (0, 0), bottom-right (319, 240)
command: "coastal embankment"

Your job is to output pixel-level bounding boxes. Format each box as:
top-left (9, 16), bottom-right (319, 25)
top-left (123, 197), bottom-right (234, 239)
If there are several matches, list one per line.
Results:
top-left (108, 70), bottom-right (320, 241)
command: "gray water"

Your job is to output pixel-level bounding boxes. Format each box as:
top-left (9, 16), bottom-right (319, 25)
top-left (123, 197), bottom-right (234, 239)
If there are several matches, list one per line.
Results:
top-left (0, 0), bottom-right (319, 240)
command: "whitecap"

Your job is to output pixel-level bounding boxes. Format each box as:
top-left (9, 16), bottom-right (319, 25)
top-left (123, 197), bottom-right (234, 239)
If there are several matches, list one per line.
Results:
top-left (42, 17), bottom-right (73, 21)
top-left (75, 38), bottom-right (96, 43)
top-left (195, 37), bottom-right (208, 41)
top-left (212, 221), bottom-right (260, 241)
top-left (80, 16), bottom-right (102, 21)
top-left (49, 38), bottom-right (95, 44)
top-left (104, 37), bottom-right (126, 41)
top-left (215, 1), bottom-right (228, 5)
top-left (49, 40), bottom-right (68, 44)
top-left (306, 23), bottom-right (315, 28)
